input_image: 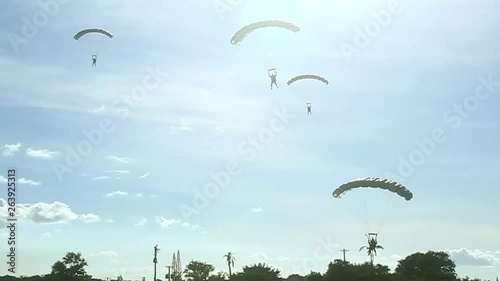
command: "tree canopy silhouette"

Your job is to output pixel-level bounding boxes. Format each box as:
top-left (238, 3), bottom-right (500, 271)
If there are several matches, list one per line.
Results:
top-left (0, 249), bottom-right (492, 281)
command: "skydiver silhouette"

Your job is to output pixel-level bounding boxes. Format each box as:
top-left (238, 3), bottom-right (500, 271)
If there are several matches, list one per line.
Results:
top-left (369, 238), bottom-right (377, 249)
top-left (268, 70), bottom-right (278, 90)
top-left (306, 102), bottom-right (312, 115)
top-left (92, 54), bottom-right (97, 67)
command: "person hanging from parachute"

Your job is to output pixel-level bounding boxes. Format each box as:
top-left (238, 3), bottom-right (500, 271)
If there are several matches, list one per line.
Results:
top-left (74, 28), bottom-right (113, 67)
top-left (268, 68), bottom-right (278, 90)
top-left (359, 233), bottom-right (384, 265)
top-left (368, 234), bottom-right (378, 250)
top-left (306, 102), bottom-right (312, 115)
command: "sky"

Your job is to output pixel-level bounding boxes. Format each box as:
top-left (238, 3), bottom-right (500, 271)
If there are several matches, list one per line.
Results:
top-left (0, 0), bottom-right (499, 280)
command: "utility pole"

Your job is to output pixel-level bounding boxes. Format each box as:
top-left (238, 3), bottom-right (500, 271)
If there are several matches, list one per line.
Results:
top-left (340, 249), bottom-right (349, 262)
top-left (153, 245), bottom-right (160, 281)
top-left (165, 265), bottom-right (172, 281)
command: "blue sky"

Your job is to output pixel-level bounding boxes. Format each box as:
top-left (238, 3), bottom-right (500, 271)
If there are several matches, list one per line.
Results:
top-left (1, 0), bottom-right (499, 279)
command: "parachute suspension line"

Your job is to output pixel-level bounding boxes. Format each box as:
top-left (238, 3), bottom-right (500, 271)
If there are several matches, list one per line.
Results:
top-left (288, 87), bottom-right (304, 111)
top-left (379, 191), bottom-right (394, 232)
top-left (363, 190), bottom-right (370, 233)
top-left (332, 177), bottom-right (413, 235)
top-left (377, 189), bottom-right (404, 235)
top-left (376, 184), bottom-right (401, 235)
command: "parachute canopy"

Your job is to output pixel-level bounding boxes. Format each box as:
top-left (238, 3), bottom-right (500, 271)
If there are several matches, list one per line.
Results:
top-left (332, 177), bottom-right (413, 201)
top-left (231, 20), bottom-right (300, 45)
top-left (287, 75), bottom-right (329, 86)
top-left (74, 28), bottom-right (113, 40)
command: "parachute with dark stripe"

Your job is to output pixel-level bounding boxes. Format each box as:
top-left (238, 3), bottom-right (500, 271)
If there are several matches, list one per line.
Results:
top-left (74, 28), bottom-right (113, 40)
top-left (231, 20), bottom-right (300, 45)
top-left (332, 177), bottom-right (413, 201)
top-left (287, 74), bottom-right (329, 86)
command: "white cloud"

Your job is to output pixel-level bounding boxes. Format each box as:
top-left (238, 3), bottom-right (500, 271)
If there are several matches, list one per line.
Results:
top-left (276, 256), bottom-right (291, 262)
top-left (0, 176), bottom-right (41, 186)
top-left (105, 191), bottom-right (128, 198)
top-left (377, 254), bottom-right (403, 268)
top-left (156, 216), bottom-right (200, 230)
top-left (89, 105), bottom-right (105, 114)
top-left (168, 125), bottom-right (193, 135)
top-left (41, 232), bottom-right (51, 239)
top-left (105, 155), bottom-right (134, 163)
top-left (79, 213), bottom-right (101, 223)
top-left (18, 178), bottom-right (41, 186)
top-left (103, 191), bottom-right (152, 199)
top-left (139, 172), bottom-right (150, 179)
top-left (215, 126), bottom-right (225, 133)
top-left (445, 248), bottom-right (498, 266)
top-left (26, 148), bottom-right (60, 159)
top-left (93, 176), bottom-right (111, 181)
top-left (246, 253), bottom-right (295, 264)
top-left (105, 219), bottom-right (115, 223)
top-left (2, 143), bottom-right (21, 157)
top-left (156, 217), bottom-right (179, 228)
top-left (248, 252), bottom-right (270, 261)
top-left (251, 207), bottom-right (263, 212)
top-left (105, 170), bottom-right (130, 174)
top-left (0, 199), bottom-right (100, 225)
top-left (134, 217), bottom-right (147, 226)
top-left (181, 221), bottom-right (200, 230)
top-left (150, 194), bottom-right (159, 198)
top-left (93, 250), bottom-right (118, 258)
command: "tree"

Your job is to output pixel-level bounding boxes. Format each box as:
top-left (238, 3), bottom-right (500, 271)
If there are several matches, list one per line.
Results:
top-left (323, 259), bottom-right (354, 281)
top-left (395, 251), bottom-right (457, 281)
top-left (223, 252), bottom-right (236, 278)
top-left (240, 263), bottom-right (281, 281)
top-left (172, 250), bottom-right (183, 281)
top-left (355, 262), bottom-right (391, 281)
top-left (184, 260), bottom-right (215, 281)
top-left (50, 252), bottom-right (90, 281)
top-left (305, 271), bottom-right (323, 281)
top-left (208, 272), bottom-right (227, 281)
top-left (51, 261), bottom-right (67, 275)
top-left (459, 277), bottom-right (482, 281)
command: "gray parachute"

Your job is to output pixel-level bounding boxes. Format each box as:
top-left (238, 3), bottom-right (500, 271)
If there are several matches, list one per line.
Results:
top-left (231, 20), bottom-right (300, 45)
top-left (332, 177), bottom-right (413, 201)
top-left (74, 28), bottom-right (113, 40)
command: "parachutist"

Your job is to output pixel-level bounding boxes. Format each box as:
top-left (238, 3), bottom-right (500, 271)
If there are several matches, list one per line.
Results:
top-left (268, 68), bottom-right (278, 90)
top-left (306, 102), bottom-right (312, 115)
top-left (73, 29), bottom-right (112, 67)
top-left (360, 233), bottom-right (383, 265)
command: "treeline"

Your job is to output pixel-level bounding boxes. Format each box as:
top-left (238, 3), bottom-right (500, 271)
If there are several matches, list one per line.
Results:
top-left (0, 250), bottom-right (492, 281)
